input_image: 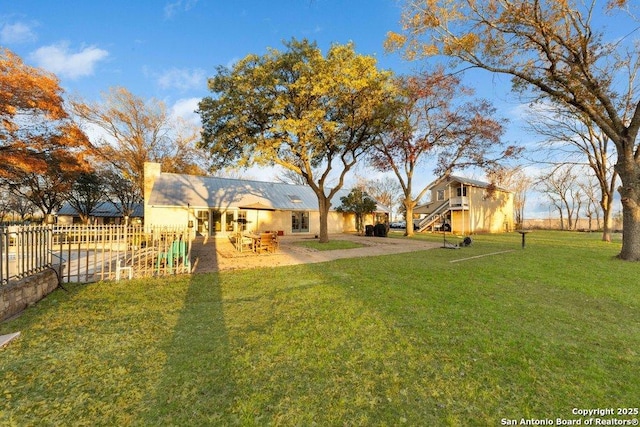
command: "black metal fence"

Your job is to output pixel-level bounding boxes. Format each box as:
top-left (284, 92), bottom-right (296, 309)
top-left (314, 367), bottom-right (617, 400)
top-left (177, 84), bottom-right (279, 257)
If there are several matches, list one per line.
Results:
top-left (1, 225), bottom-right (193, 285)
top-left (0, 226), bottom-right (53, 286)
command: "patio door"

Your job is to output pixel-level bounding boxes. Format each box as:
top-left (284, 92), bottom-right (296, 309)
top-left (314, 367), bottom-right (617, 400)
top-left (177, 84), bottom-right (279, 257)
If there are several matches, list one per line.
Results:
top-left (196, 210), bottom-right (209, 236)
top-left (291, 211), bottom-right (309, 233)
top-left (211, 210), bottom-right (222, 234)
top-left (212, 210), bottom-right (237, 235)
top-left (197, 209), bottom-right (237, 236)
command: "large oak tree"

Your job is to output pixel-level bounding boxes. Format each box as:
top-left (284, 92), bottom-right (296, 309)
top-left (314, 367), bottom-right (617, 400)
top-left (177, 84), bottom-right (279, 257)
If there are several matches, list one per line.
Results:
top-left (198, 39), bottom-right (398, 242)
top-left (388, 0), bottom-right (640, 260)
top-left (65, 172), bottom-right (106, 225)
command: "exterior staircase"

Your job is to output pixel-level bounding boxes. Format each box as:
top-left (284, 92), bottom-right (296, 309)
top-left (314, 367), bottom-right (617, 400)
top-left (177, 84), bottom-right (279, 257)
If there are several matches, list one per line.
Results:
top-left (415, 200), bottom-right (451, 232)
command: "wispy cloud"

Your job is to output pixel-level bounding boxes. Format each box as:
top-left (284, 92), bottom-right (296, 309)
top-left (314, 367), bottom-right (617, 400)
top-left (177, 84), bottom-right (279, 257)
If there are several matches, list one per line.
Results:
top-left (164, 0), bottom-right (199, 19)
top-left (0, 21), bottom-right (37, 44)
top-left (156, 67), bottom-right (206, 91)
top-left (29, 42), bottom-right (109, 79)
top-left (170, 97), bottom-right (201, 126)
top-left (225, 57), bottom-right (239, 69)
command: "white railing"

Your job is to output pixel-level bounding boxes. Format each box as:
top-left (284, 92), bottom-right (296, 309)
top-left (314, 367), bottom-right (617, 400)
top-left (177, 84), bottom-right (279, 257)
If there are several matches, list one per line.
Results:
top-left (449, 196), bottom-right (469, 209)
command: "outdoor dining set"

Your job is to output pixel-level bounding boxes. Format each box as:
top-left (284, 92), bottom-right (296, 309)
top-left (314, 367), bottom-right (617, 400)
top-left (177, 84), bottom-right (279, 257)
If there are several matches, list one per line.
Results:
top-left (233, 231), bottom-right (279, 254)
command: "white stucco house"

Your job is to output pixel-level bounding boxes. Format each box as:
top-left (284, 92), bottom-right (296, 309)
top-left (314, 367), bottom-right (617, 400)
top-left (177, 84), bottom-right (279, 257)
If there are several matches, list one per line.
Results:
top-left (144, 163), bottom-right (389, 237)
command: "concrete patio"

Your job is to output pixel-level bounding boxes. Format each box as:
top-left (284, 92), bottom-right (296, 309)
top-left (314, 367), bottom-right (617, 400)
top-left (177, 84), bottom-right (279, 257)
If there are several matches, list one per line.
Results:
top-left (189, 233), bottom-right (441, 273)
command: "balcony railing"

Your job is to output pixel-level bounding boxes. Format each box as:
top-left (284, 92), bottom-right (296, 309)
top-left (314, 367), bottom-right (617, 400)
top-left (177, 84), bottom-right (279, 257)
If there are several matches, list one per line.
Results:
top-left (449, 196), bottom-right (469, 209)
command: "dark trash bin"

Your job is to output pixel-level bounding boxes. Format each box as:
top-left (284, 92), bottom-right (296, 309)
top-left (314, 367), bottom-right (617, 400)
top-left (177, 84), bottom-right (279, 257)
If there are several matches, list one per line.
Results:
top-left (365, 224), bottom-right (374, 236)
top-left (374, 223), bottom-right (387, 237)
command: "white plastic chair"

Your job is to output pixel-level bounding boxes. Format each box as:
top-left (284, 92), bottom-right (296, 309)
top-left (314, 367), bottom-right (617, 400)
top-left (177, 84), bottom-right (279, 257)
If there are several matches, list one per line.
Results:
top-left (116, 259), bottom-right (133, 281)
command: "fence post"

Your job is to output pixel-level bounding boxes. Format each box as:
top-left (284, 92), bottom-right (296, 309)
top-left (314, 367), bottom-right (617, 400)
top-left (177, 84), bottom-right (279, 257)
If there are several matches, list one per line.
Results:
top-left (0, 228), bottom-right (5, 285)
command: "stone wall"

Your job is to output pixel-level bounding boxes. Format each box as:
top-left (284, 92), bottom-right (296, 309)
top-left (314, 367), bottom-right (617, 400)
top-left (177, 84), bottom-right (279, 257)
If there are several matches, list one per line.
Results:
top-left (1, 269), bottom-right (60, 322)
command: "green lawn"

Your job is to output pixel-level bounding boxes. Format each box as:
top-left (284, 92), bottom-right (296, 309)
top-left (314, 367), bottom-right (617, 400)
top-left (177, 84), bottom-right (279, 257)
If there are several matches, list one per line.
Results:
top-left (1, 231), bottom-right (638, 426)
top-left (293, 239), bottom-right (366, 251)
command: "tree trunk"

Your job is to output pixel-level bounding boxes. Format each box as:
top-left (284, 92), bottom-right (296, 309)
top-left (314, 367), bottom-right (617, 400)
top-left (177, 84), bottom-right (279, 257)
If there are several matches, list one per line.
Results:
top-left (614, 144), bottom-right (640, 259)
top-left (564, 201), bottom-right (574, 230)
top-left (617, 166), bottom-right (640, 260)
top-left (619, 202), bottom-right (640, 260)
top-left (601, 195), bottom-right (614, 243)
top-left (318, 195), bottom-right (331, 243)
top-left (404, 198), bottom-right (417, 237)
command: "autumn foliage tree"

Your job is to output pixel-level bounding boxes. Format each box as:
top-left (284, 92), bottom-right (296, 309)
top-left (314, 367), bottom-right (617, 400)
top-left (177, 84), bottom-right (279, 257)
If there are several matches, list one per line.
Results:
top-left (357, 176), bottom-right (402, 220)
top-left (71, 87), bottom-right (207, 197)
top-left (370, 69), bottom-right (514, 237)
top-left (388, 0), bottom-right (640, 260)
top-left (198, 39), bottom-right (398, 243)
top-left (0, 48), bottom-right (90, 182)
top-left (6, 157), bottom-right (83, 216)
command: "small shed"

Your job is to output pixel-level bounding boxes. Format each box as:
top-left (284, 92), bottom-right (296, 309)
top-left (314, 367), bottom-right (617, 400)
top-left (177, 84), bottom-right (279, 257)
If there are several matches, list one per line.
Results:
top-left (56, 202), bottom-right (143, 225)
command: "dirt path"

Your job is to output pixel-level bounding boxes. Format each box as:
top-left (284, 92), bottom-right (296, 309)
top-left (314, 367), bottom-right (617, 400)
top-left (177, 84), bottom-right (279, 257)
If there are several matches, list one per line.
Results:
top-left (189, 233), bottom-right (441, 273)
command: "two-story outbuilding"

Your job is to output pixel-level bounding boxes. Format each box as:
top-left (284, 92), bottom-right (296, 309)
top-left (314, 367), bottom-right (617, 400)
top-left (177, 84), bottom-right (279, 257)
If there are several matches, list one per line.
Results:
top-left (413, 175), bottom-right (514, 234)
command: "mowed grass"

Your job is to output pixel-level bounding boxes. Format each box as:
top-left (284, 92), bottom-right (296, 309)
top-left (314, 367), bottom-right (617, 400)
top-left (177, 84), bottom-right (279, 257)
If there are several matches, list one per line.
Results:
top-left (1, 231), bottom-right (638, 426)
top-left (294, 239), bottom-right (366, 251)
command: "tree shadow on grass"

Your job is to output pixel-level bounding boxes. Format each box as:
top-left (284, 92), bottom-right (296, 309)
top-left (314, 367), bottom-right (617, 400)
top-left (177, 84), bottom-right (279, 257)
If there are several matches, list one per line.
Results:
top-left (141, 242), bottom-right (237, 425)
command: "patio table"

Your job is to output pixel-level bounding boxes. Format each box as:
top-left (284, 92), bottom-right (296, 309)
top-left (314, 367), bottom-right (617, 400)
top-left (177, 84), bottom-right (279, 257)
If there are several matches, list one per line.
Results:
top-left (243, 232), bottom-right (262, 252)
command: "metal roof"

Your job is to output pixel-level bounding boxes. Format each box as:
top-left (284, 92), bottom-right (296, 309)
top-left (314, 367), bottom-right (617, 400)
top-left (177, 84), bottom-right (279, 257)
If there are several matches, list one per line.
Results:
top-left (57, 202), bottom-right (144, 217)
top-left (147, 172), bottom-right (389, 212)
top-left (427, 175), bottom-right (511, 192)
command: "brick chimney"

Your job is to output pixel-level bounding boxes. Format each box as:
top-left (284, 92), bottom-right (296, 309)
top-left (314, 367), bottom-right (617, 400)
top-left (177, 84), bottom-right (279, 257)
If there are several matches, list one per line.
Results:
top-left (143, 162), bottom-right (162, 219)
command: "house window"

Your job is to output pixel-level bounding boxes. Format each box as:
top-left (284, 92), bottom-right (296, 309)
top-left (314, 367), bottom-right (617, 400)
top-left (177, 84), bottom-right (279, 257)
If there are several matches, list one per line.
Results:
top-left (436, 190), bottom-right (445, 201)
top-left (225, 211), bottom-right (235, 232)
top-left (291, 211), bottom-right (309, 233)
top-left (456, 187), bottom-right (467, 197)
top-left (238, 210), bottom-right (248, 231)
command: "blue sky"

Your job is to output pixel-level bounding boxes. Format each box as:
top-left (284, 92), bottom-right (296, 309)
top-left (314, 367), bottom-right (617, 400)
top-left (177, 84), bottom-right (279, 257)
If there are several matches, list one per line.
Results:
top-left (0, 1), bottom-right (414, 117)
top-left (1, 0), bottom-right (636, 216)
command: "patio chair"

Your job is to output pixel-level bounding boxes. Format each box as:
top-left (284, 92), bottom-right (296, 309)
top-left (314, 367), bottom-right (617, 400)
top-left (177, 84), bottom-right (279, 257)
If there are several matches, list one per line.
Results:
top-left (257, 232), bottom-right (275, 253)
top-left (116, 259), bottom-right (133, 281)
top-left (236, 232), bottom-right (254, 252)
